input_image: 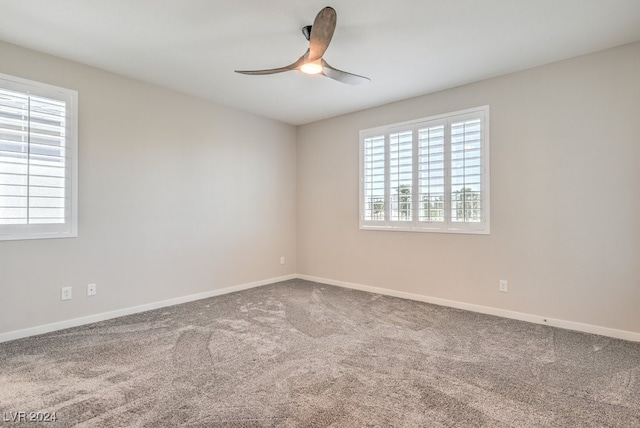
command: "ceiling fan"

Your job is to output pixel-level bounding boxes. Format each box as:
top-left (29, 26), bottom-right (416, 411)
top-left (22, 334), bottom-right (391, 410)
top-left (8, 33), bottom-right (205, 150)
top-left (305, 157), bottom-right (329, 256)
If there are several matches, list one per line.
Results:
top-left (235, 6), bottom-right (370, 85)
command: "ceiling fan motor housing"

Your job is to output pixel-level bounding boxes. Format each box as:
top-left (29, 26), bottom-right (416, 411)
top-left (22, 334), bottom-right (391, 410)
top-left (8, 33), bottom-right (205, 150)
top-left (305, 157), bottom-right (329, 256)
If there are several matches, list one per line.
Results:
top-left (302, 25), bottom-right (312, 41)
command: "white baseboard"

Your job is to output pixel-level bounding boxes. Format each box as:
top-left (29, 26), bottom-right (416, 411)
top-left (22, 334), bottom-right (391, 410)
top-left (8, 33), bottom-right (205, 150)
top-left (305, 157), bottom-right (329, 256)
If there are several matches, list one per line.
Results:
top-left (0, 274), bottom-right (297, 344)
top-left (298, 274), bottom-right (640, 343)
top-left (3, 273), bottom-right (638, 344)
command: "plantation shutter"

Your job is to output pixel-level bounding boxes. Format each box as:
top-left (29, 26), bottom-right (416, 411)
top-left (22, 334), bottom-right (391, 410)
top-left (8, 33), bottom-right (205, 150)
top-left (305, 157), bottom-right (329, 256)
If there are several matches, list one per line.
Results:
top-left (0, 74), bottom-right (77, 241)
top-left (360, 106), bottom-right (489, 234)
top-left (362, 135), bottom-right (385, 221)
top-left (389, 130), bottom-right (412, 222)
top-left (418, 122), bottom-right (446, 223)
top-left (450, 115), bottom-right (483, 224)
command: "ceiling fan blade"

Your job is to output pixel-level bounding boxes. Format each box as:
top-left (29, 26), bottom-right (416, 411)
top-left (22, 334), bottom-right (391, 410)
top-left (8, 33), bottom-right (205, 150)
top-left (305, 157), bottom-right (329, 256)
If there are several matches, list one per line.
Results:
top-left (321, 59), bottom-right (370, 85)
top-left (308, 7), bottom-right (337, 62)
top-left (235, 66), bottom-right (295, 75)
top-left (235, 51), bottom-right (308, 75)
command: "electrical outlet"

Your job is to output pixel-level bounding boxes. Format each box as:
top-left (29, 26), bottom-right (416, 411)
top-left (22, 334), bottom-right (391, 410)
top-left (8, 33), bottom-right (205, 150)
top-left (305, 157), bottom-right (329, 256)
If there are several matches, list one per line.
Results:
top-left (280, 256), bottom-right (285, 265)
top-left (499, 280), bottom-right (508, 293)
top-left (87, 283), bottom-right (97, 296)
top-left (61, 286), bottom-right (72, 301)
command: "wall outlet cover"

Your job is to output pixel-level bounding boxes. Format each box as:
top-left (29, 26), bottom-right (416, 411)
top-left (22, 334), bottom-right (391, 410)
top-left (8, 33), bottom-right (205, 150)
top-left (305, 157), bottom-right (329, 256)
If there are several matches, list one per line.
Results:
top-left (61, 286), bottom-right (72, 301)
top-left (87, 283), bottom-right (97, 296)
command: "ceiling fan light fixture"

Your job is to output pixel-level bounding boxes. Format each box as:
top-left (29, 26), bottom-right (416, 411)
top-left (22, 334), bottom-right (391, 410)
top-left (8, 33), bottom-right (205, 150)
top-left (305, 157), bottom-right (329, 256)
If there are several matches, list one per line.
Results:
top-left (300, 60), bottom-right (323, 75)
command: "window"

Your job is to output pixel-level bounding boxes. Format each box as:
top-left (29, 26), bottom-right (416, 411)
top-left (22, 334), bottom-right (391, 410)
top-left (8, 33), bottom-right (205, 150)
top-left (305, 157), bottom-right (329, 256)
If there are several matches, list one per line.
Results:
top-left (360, 106), bottom-right (489, 234)
top-left (0, 73), bottom-right (78, 241)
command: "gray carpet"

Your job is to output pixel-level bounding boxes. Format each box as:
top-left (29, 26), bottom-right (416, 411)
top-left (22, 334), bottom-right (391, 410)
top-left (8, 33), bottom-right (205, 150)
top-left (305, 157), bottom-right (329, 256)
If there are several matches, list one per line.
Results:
top-left (1, 279), bottom-right (639, 427)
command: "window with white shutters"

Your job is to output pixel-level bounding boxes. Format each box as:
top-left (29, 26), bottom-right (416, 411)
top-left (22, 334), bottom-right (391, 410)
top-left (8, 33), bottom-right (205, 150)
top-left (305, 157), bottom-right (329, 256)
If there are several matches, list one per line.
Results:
top-left (0, 73), bottom-right (78, 241)
top-left (359, 106), bottom-right (489, 234)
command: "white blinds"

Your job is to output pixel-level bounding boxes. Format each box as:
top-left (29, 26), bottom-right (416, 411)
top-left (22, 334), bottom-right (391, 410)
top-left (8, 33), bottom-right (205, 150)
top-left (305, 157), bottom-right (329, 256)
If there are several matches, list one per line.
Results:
top-left (360, 106), bottom-right (489, 234)
top-left (0, 88), bottom-right (67, 225)
top-left (451, 118), bottom-right (482, 223)
top-left (362, 135), bottom-right (385, 221)
top-left (0, 73), bottom-right (77, 241)
top-left (389, 130), bottom-right (412, 221)
top-left (418, 124), bottom-right (445, 222)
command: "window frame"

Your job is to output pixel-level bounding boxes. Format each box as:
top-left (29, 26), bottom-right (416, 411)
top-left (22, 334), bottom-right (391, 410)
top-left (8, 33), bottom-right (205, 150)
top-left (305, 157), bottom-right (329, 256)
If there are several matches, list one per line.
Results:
top-left (359, 106), bottom-right (490, 235)
top-left (0, 73), bottom-right (78, 241)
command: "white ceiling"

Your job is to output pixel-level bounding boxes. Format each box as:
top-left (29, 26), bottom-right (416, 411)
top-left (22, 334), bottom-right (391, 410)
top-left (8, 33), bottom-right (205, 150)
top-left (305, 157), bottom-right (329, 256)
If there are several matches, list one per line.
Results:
top-left (1, 0), bottom-right (639, 125)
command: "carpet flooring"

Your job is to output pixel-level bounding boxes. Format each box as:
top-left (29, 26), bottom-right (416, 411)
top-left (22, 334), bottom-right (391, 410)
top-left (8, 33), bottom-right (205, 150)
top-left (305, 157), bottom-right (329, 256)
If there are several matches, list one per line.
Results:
top-left (1, 279), bottom-right (639, 427)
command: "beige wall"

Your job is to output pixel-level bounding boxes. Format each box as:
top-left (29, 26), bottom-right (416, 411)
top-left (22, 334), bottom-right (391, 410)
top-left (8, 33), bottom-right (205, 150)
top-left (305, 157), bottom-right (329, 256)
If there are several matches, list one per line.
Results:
top-left (297, 42), bottom-right (640, 334)
top-left (0, 41), bottom-right (297, 335)
top-left (2, 40), bottom-right (638, 339)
